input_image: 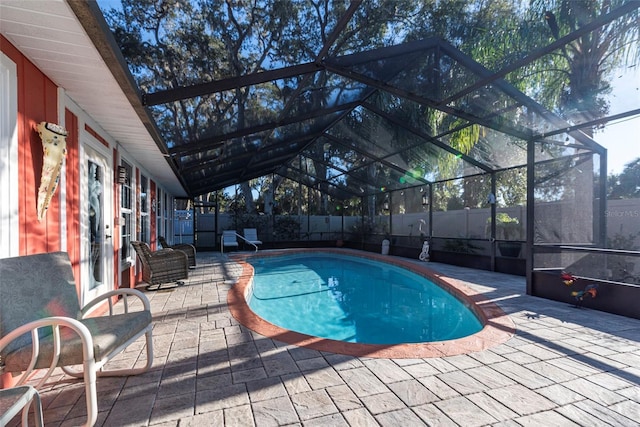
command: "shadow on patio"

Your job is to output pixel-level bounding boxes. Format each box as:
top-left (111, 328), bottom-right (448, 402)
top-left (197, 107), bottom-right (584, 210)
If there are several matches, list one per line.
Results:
top-left (14, 252), bottom-right (640, 426)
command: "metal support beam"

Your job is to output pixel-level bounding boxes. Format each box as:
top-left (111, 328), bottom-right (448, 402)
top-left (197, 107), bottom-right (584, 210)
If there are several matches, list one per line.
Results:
top-left (526, 134), bottom-right (535, 295)
top-left (143, 62), bottom-right (321, 106)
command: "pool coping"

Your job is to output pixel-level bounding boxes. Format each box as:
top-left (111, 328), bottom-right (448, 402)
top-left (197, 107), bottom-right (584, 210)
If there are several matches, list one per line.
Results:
top-left (228, 248), bottom-right (515, 358)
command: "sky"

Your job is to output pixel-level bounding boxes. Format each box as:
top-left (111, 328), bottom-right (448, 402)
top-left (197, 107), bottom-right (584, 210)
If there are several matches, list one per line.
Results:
top-left (592, 69), bottom-right (640, 175)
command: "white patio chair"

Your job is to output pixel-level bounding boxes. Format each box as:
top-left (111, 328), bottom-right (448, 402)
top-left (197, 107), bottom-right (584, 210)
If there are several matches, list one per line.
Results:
top-left (0, 252), bottom-right (154, 427)
top-left (221, 230), bottom-right (239, 253)
top-left (243, 228), bottom-right (262, 246)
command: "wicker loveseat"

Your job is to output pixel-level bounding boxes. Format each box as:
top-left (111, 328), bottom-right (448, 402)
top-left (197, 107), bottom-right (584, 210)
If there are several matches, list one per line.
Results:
top-left (158, 236), bottom-right (196, 268)
top-left (131, 241), bottom-right (189, 290)
top-left (0, 252), bottom-right (154, 427)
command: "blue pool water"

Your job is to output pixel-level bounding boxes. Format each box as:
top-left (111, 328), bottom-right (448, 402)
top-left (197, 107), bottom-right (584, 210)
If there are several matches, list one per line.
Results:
top-left (247, 253), bottom-right (483, 345)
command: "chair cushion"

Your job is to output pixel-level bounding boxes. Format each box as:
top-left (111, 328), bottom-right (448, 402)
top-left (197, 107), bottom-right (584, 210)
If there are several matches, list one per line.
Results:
top-left (0, 252), bottom-right (82, 356)
top-left (2, 311), bottom-right (152, 372)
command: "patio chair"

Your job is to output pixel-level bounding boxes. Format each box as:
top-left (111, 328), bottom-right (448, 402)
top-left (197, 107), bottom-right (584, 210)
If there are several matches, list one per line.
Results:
top-left (243, 228), bottom-right (262, 245)
top-left (243, 228), bottom-right (262, 249)
top-left (0, 251), bottom-right (154, 427)
top-left (0, 385), bottom-right (44, 427)
top-left (221, 230), bottom-right (239, 253)
top-left (131, 241), bottom-right (189, 291)
top-left (158, 236), bottom-right (196, 268)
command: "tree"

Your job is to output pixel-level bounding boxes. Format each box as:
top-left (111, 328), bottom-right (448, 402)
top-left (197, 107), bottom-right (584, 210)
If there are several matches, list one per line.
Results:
top-left (527, 0), bottom-right (639, 132)
top-left (608, 158), bottom-right (640, 199)
top-left (101, 0), bottom-right (637, 215)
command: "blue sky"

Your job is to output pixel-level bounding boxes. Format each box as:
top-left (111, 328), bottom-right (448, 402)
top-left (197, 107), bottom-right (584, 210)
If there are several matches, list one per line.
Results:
top-left (593, 70), bottom-right (640, 174)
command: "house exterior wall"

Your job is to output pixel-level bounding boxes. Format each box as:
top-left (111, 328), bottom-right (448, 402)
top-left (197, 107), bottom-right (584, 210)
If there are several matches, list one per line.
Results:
top-left (2, 35), bottom-right (63, 257)
top-left (1, 35), bottom-right (176, 386)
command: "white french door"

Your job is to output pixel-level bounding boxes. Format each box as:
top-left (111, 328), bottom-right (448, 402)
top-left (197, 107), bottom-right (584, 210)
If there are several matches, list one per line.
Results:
top-left (81, 145), bottom-right (113, 305)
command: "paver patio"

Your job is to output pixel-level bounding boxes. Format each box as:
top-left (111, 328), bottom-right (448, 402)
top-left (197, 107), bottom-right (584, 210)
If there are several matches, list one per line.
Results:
top-left (9, 251), bottom-right (640, 426)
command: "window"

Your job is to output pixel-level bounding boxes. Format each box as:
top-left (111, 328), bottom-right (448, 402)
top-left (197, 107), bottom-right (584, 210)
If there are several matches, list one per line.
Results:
top-left (139, 174), bottom-right (149, 242)
top-left (120, 160), bottom-right (133, 261)
top-left (156, 187), bottom-right (164, 240)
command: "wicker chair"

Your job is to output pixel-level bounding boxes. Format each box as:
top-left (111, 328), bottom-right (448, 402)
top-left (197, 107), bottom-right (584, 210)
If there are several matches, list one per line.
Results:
top-left (131, 241), bottom-right (189, 291)
top-left (158, 236), bottom-right (196, 268)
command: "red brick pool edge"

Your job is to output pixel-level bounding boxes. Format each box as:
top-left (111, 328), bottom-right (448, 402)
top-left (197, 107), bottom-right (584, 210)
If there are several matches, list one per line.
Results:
top-left (228, 249), bottom-right (515, 358)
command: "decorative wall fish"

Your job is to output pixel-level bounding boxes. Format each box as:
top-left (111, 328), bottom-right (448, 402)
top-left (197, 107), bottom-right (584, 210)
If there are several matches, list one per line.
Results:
top-left (36, 121), bottom-right (68, 221)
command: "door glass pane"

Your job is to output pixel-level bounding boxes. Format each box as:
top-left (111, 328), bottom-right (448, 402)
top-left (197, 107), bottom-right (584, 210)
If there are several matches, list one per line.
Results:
top-left (88, 160), bottom-right (103, 289)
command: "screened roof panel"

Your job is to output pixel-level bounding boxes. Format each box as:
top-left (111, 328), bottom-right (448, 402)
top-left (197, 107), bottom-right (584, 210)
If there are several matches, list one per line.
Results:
top-left (299, 143), bottom-right (351, 179)
top-left (178, 133), bottom-right (264, 167)
top-left (504, 12), bottom-right (639, 133)
top-left (269, 111), bottom-right (343, 141)
top-left (334, 50), bottom-right (428, 87)
top-left (395, 144), bottom-right (485, 183)
top-left (92, 0), bottom-right (634, 199)
top-left (282, 70), bottom-right (371, 119)
top-left (248, 141), bottom-right (313, 169)
top-left (388, 51), bottom-right (482, 103)
top-left (438, 126), bottom-right (529, 171)
top-left (370, 91), bottom-right (469, 137)
top-left (347, 164), bottom-right (418, 193)
top-left (447, 85), bottom-right (520, 123)
top-left (534, 132), bottom-right (601, 164)
top-left (278, 167), bottom-right (356, 199)
top-left (317, 139), bottom-right (372, 174)
top-left (326, 116), bottom-right (393, 159)
top-left (327, 106), bottom-right (431, 159)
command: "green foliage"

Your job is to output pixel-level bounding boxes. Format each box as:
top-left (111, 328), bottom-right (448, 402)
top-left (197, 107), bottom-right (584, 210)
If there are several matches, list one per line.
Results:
top-left (497, 168), bottom-right (527, 207)
top-left (607, 231), bottom-right (640, 251)
top-left (495, 212), bottom-right (519, 224)
top-left (487, 212), bottom-right (522, 240)
top-left (349, 219), bottom-right (389, 243)
top-left (230, 213), bottom-right (269, 234)
top-left (608, 158), bottom-right (640, 199)
top-left (528, 0), bottom-right (639, 128)
top-left (101, 0), bottom-right (639, 206)
top-left (442, 239), bottom-right (482, 254)
top-left (274, 216), bottom-right (301, 241)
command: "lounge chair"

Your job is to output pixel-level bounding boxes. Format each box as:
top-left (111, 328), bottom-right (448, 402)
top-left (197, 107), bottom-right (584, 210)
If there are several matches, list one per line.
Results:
top-left (243, 228), bottom-right (262, 247)
top-left (0, 252), bottom-right (154, 427)
top-left (131, 241), bottom-right (189, 290)
top-left (158, 236), bottom-right (196, 268)
top-left (221, 230), bottom-right (239, 253)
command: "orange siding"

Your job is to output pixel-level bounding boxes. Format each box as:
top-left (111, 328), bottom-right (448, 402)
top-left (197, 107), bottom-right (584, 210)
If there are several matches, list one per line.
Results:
top-left (1, 35), bottom-right (67, 389)
top-left (2, 35), bottom-right (61, 255)
top-left (85, 124), bottom-right (109, 148)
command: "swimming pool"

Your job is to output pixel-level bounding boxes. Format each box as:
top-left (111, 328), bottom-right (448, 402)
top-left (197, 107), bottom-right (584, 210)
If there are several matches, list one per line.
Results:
top-left (247, 253), bottom-right (482, 344)
top-left (228, 249), bottom-right (515, 358)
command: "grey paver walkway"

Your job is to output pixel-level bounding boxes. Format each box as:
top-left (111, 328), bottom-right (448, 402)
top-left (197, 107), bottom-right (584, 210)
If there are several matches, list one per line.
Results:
top-left (10, 251), bottom-right (640, 426)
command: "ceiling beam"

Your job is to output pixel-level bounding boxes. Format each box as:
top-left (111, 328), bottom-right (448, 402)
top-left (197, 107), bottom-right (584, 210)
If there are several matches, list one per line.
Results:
top-left (315, 0), bottom-right (363, 63)
top-left (143, 62), bottom-right (321, 106)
